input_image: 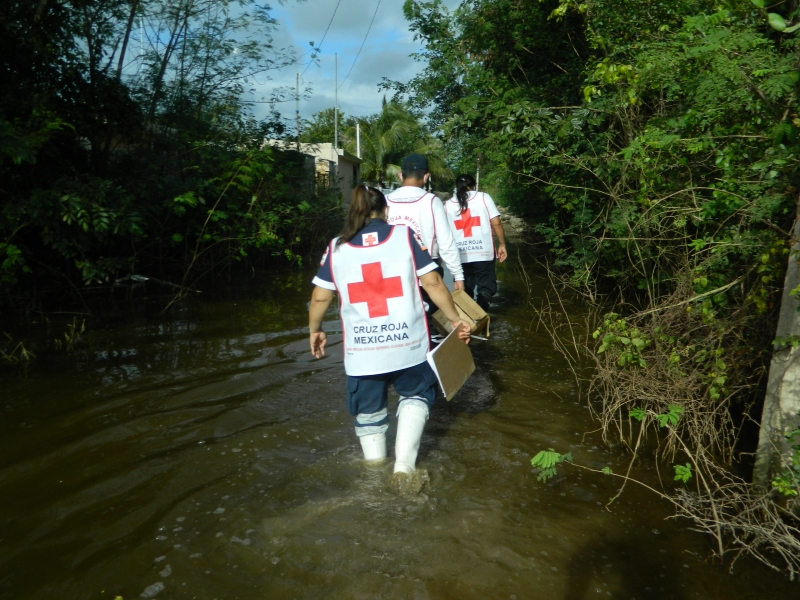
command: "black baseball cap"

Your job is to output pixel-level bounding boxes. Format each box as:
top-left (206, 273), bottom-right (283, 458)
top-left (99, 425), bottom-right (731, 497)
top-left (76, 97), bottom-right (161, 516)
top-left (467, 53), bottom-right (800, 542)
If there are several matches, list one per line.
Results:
top-left (401, 153), bottom-right (428, 172)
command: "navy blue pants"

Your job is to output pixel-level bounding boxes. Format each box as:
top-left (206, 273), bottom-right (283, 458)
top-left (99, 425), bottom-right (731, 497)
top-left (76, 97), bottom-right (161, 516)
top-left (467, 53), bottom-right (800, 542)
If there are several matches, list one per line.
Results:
top-left (346, 361), bottom-right (438, 437)
top-left (462, 259), bottom-right (497, 311)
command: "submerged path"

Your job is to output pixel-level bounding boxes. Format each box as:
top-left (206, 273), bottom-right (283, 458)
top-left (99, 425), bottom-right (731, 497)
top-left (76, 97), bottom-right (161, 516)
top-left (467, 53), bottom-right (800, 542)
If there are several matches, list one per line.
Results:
top-left (0, 259), bottom-right (794, 599)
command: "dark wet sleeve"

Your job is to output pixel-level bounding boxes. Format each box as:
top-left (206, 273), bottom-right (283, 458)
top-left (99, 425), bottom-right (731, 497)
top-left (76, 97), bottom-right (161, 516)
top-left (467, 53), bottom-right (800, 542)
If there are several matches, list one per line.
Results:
top-left (408, 228), bottom-right (437, 276)
top-left (312, 243), bottom-right (336, 290)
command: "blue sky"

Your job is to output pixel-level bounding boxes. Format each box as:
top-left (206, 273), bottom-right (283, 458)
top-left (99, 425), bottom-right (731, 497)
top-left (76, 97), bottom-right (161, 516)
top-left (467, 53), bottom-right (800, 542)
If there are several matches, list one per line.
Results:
top-left (253, 0), bottom-right (458, 127)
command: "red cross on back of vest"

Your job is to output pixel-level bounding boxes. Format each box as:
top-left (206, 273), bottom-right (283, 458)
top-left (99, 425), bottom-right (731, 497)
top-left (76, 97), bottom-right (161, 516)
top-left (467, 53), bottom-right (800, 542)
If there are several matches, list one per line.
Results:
top-left (347, 262), bottom-right (403, 318)
top-left (454, 208), bottom-right (481, 237)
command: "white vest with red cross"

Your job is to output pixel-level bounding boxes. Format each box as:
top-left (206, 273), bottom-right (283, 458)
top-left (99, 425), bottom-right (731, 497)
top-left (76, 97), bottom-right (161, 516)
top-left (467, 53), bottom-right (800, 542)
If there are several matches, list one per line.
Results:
top-left (386, 190), bottom-right (437, 256)
top-left (446, 192), bottom-right (495, 263)
top-left (329, 227), bottom-right (430, 376)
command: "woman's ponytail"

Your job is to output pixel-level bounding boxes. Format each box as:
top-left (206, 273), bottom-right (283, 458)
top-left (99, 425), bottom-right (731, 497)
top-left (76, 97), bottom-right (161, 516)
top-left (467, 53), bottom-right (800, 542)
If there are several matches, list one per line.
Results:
top-left (455, 173), bottom-right (476, 214)
top-left (336, 185), bottom-right (388, 247)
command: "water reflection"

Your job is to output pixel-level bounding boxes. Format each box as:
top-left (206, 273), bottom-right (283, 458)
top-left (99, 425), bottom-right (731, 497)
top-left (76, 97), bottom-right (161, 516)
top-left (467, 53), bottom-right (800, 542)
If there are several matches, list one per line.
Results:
top-left (0, 263), bottom-right (794, 599)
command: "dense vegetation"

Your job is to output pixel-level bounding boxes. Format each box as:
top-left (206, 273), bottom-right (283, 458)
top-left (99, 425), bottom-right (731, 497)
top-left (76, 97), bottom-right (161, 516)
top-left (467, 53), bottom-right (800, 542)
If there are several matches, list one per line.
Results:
top-left (0, 0), bottom-right (341, 311)
top-left (393, 0), bottom-right (800, 576)
top-left (5, 0), bottom-right (800, 575)
top-left (301, 101), bottom-right (454, 188)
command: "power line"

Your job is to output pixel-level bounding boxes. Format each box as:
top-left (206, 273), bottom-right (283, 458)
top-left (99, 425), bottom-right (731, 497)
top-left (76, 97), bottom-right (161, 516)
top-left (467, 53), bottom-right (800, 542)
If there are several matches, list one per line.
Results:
top-left (338, 0), bottom-right (382, 90)
top-left (301, 0), bottom-right (342, 76)
top-left (317, 0), bottom-right (342, 50)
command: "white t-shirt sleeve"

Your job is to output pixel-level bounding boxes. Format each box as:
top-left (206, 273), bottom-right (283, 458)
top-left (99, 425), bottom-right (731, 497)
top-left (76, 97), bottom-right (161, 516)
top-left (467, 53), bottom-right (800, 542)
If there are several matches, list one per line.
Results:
top-left (416, 262), bottom-right (438, 277)
top-left (311, 276), bottom-right (336, 291)
top-left (431, 196), bottom-right (464, 281)
top-left (482, 192), bottom-right (501, 219)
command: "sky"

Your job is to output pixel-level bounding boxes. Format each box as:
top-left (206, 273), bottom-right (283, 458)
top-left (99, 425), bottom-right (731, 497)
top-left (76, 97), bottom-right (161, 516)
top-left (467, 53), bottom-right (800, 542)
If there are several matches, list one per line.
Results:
top-left (254, 0), bottom-right (458, 129)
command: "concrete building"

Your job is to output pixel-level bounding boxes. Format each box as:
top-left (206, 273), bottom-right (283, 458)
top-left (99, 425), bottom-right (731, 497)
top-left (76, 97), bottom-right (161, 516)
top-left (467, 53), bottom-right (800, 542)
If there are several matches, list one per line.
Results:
top-left (265, 141), bottom-right (362, 205)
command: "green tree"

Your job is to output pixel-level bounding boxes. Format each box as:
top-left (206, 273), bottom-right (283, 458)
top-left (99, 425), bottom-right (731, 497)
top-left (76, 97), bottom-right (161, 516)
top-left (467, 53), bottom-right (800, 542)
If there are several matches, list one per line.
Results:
top-left (299, 108), bottom-right (352, 144)
top-left (343, 98), bottom-right (452, 187)
top-left (395, 0), bottom-right (800, 573)
top-left (0, 0), bottom-right (334, 297)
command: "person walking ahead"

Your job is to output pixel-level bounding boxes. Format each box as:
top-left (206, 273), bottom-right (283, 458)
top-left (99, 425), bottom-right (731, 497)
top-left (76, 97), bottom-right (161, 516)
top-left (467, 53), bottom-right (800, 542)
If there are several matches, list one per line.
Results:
top-left (308, 186), bottom-right (469, 482)
top-left (445, 174), bottom-right (508, 311)
top-left (387, 154), bottom-right (465, 292)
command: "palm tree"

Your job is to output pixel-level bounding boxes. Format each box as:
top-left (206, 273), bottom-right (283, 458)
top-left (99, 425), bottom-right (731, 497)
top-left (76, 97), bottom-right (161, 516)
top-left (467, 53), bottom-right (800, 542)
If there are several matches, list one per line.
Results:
top-left (343, 99), bottom-right (452, 187)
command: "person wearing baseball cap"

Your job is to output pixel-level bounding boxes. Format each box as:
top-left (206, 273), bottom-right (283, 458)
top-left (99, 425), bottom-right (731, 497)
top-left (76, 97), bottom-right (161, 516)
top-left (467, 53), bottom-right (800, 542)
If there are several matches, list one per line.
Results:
top-left (386, 155), bottom-right (465, 307)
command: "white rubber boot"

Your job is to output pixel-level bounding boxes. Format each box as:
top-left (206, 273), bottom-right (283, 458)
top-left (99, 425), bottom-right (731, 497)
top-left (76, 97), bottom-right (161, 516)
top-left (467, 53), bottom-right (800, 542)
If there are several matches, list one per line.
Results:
top-left (393, 400), bottom-right (429, 474)
top-left (359, 432), bottom-right (387, 461)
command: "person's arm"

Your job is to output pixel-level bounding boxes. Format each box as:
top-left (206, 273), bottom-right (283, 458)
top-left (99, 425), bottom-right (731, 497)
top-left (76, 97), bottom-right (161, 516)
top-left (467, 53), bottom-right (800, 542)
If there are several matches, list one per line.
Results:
top-left (431, 197), bottom-right (465, 289)
top-left (481, 193), bottom-right (507, 263)
top-left (490, 216), bottom-right (507, 263)
top-left (309, 286), bottom-right (335, 358)
top-left (419, 271), bottom-right (470, 343)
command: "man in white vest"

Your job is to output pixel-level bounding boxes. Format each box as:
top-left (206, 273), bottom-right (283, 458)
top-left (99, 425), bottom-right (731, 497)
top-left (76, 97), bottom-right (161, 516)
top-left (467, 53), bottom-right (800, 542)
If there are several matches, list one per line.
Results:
top-left (309, 185), bottom-right (469, 491)
top-left (387, 154), bottom-right (465, 301)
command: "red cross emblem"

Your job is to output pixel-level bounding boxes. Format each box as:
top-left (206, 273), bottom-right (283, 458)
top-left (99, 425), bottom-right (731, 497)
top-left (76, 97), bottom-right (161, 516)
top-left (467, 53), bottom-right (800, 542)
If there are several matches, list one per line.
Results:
top-left (347, 262), bottom-right (403, 318)
top-left (362, 232), bottom-right (378, 246)
top-left (454, 209), bottom-right (481, 237)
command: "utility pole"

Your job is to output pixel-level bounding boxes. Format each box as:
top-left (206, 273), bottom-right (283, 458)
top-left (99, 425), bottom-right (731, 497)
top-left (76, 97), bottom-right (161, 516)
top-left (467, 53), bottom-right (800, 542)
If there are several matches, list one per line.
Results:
top-left (334, 53), bottom-right (338, 152)
top-left (356, 122), bottom-right (361, 159)
top-left (295, 71), bottom-right (300, 151)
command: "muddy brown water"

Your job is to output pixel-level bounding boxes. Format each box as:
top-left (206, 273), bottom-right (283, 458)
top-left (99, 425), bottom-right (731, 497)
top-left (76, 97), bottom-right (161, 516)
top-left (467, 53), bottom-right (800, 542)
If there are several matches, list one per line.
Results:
top-left (0, 260), bottom-right (796, 599)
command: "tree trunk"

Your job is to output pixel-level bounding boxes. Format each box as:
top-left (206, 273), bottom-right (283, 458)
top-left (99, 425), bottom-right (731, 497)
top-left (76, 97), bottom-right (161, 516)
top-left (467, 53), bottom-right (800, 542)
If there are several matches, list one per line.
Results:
top-left (116, 0), bottom-right (140, 81)
top-left (754, 195), bottom-right (800, 489)
top-left (147, 0), bottom-right (187, 124)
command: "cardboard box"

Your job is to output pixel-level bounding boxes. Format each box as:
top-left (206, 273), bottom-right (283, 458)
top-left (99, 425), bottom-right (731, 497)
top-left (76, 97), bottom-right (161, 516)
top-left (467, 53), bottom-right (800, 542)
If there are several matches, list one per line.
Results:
top-left (426, 325), bottom-right (475, 401)
top-left (431, 289), bottom-right (490, 338)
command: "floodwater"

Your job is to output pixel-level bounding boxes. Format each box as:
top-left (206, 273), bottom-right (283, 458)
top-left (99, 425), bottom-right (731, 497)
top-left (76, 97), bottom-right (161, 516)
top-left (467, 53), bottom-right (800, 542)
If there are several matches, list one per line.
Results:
top-left (0, 259), bottom-right (796, 600)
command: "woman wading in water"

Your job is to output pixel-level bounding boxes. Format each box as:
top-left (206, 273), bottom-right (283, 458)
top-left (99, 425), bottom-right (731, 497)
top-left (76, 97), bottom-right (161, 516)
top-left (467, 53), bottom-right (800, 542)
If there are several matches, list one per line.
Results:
top-left (444, 174), bottom-right (507, 311)
top-left (308, 185), bottom-right (470, 489)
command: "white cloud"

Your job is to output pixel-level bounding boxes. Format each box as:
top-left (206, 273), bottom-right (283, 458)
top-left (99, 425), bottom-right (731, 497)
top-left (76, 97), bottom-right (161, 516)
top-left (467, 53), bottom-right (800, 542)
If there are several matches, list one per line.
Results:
top-left (249, 0), bottom-right (432, 127)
